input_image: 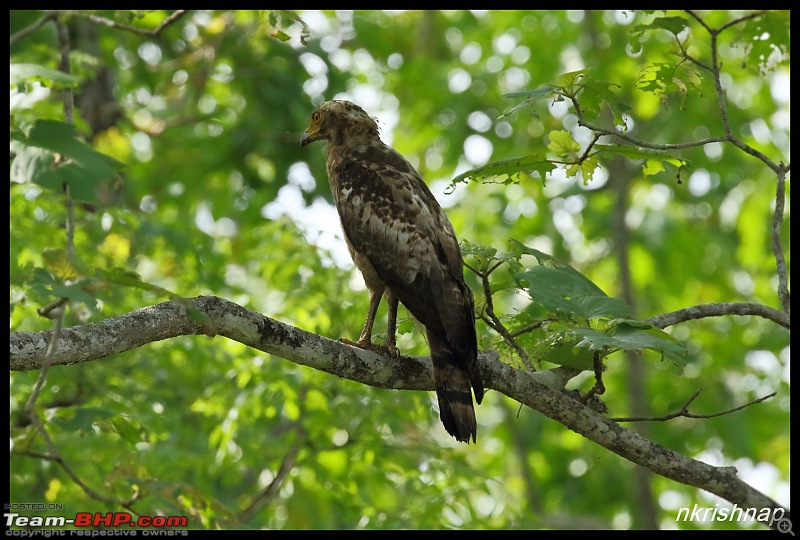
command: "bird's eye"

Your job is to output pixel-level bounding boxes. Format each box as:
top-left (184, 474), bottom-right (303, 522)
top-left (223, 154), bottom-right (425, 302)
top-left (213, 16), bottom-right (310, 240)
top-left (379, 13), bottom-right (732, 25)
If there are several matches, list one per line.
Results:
top-left (312, 112), bottom-right (320, 123)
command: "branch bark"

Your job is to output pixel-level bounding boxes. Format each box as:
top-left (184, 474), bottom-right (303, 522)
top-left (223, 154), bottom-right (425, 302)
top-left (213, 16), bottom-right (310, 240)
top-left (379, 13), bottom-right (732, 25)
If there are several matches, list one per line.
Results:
top-left (9, 295), bottom-right (789, 525)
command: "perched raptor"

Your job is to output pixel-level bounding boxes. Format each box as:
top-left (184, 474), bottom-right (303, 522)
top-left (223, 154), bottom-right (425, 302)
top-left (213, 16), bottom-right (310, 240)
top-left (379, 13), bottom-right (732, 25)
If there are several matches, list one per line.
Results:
top-left (300, 100), bottom-right (484, 443)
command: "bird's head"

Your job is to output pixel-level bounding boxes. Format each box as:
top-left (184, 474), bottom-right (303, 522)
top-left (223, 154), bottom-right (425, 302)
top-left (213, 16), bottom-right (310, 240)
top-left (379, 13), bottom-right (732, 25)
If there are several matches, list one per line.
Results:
top-left (300, 100), bottom-right (380, 148)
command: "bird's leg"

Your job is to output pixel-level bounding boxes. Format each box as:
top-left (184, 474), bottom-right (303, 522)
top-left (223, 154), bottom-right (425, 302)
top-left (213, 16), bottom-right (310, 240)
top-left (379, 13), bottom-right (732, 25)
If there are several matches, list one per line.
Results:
top-left (341, 288), bottom-right (382, 350)
top-left (358, 287), bottom-right (383, 345)
top-left (341, 288), bottom-right (399, 358)
top-left (384, 290), bottom-right (400, 358)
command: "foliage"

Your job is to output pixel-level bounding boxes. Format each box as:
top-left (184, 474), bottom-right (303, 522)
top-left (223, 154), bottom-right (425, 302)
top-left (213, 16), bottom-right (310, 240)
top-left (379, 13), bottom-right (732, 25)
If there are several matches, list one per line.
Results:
top-left (9, 10), bottom-right (790, 531)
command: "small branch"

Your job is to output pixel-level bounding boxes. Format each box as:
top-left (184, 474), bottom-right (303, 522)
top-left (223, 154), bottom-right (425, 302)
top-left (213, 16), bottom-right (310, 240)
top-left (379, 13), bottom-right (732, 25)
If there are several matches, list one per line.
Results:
top-left (56, 19), bottom-right (73, 125)
top-left (575, 110), bottom-right (729, 152)
top-left (685, 10), bottom-right (767, 37)
top-left (673, 37), bottom-right (713, 73)
top-left (37, 297), bottom-right (69, 319)
top-left (56, 18), bottom-right (76, 264)
top-left (646, 302), bottom-right (790, 330)
top-left (772, 167), bottom-right (791, 316)
top-left (62, 10), bottom-right (189, 38)
top-left (10, 12), bottom-right (58, 46)
top-left (19, 313), bottom-right (139, 511)
top-left (24, 313), bottom-right (63, 415)
top-left (16, 433), bottom-right (141, 512)
top-left (697, 10), bottom-right (781, 172)
top-left (466, 260), bottom-right (535, 370)
top-left (510, 320), bottom-right (547, 338)
top-left (477, 269), bottom-right (534, 371)
top-left (239, 440), bottom-right (301, 523)
top-left (571, 11), bottom-right (784, 176)
top-left (578, 132), bottom-right (601, 163)
top-left (611, 388), bottom-right (777, 423)
top-left (581, 351), bottom-right (605, 405)
top-left (239, 388), bottom-right (306, 523)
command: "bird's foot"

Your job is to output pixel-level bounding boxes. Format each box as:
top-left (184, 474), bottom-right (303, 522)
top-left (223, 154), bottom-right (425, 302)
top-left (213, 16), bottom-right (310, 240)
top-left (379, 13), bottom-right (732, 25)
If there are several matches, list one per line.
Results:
top-left (340, 337), bottom-right (400, 359)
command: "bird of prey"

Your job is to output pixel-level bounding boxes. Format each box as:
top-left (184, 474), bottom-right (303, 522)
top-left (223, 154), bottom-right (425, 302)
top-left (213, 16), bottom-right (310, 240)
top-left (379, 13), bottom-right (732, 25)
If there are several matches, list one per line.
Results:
top-left (300, 100), bottom-right (484, 443)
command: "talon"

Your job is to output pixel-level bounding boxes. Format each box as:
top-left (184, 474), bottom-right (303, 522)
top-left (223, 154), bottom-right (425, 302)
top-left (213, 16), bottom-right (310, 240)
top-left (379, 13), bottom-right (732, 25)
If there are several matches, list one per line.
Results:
top-left (340, 337), bottom-right (400, 358)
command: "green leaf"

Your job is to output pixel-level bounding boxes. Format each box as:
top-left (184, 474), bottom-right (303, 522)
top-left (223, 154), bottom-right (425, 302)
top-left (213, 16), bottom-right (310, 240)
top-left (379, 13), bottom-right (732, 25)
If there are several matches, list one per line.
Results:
top-left (555, 69), bottom-right (589, 93)
top-left (737, 11), bottom-right (790, 72)
top-left (51, 282), bottom-right (100, 311)
top-left (509, 240), bottom-right (632, 320)
top-left (10, 63), bottom-right (81, 87)
top-left (460, 239), bottom-right (497, 260)
top-left (516, 266), bottom-right (631, 320)
top-left (548, 130), bottom-right (581, 158)
top-left (96, 267), bottom-right (205, 319)
top-left (566, 156), bottom-right (599, 183)
top-left (574, 75), bottom-right (629, 125)
top-left (14, 120), bottom-right (125, 203)
top-left (52, 407), bottom-right (117, 433)
top-left (572, 322), bottom-right (688, 368)
top-left (635, 62), bottom-right (703, 103)
top-left (42, 249), bottom-right (81, 280)
top-left (9, 141), bottom-right (54, 185)
top-left (629, 15), bottom-right (689, 54)
top-left (591, 144), bottom-right (687, 178)
top-left (538, 330), bottom-right (595, 369)
top-left (450, 154), bottom-right (556, 187)
top-left (635, 63), bottom-right (674, 94)
top-left (509, 241), bottom-right (604, 291)
top-left (647, 16), bottom-right (689, 37)
top-left (110, 415), bottom-right (146, 443)
top-left (500, 85), bottom-right (558, 118)
top-left (271, 29), bottom-right (291, 42)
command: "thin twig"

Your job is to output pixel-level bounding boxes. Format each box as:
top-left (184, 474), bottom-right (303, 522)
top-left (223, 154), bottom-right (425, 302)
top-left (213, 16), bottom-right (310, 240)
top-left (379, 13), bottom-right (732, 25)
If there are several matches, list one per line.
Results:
top-left (24, 313), bottom-right (63, 415)
top-left (700, 11), bottom-right (780, 172)
top-left (10, 11), bottom-right (57, 46)
top-left (61, 10), bottom-right (189, 38)
top-left (478, 270), bottom-right (534, 371)
top-left (56, 20), bottom-right (76, 261)
top-left (239, 387), bottom-right (307, 524)
top-left (571, 11), bottom-right (784, 176)
top-left (772, 167), bottom-right (790, 316)
top-left (580, 351), bottom-right (605, 404)
top-left (464, 260), bottom-right (535, 370)
top-left (37, 297), bottom-right (69, 318)
top-left (611, 388), bottom-right (777, 423)
top-left (578, 132), bottom-right (601, 164)
top-left (510, 320), bottom-right (547, 338)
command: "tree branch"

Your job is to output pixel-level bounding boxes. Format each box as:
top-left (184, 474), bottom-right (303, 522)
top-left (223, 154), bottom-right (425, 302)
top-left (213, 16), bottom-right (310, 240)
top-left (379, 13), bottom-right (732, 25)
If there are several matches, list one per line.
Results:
top-left (60, 10), bottom-right (189, 38)
top-left (611, 388), bottom-right (777, 423)
top-left (10, 12), bottom-right (57, 47)
top-left (9, 296), bottom-right (788, 523)
top-left (645, 302), bottom-right (790, 330)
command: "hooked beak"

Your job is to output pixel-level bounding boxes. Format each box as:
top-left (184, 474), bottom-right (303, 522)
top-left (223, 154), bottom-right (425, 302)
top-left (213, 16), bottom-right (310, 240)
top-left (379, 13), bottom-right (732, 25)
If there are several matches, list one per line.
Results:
top-left (300, 130), bottom-right (318, 148)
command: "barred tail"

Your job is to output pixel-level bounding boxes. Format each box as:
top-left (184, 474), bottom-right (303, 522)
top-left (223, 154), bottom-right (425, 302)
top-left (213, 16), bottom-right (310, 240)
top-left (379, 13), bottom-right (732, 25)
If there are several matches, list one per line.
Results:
top-left (428, 332), bottom-right (478, 443)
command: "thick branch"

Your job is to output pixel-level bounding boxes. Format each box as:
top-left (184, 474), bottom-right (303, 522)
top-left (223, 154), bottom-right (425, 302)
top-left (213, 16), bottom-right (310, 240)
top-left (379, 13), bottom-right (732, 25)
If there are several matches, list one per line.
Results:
top-left (9, 296), bottom-right (787, 523)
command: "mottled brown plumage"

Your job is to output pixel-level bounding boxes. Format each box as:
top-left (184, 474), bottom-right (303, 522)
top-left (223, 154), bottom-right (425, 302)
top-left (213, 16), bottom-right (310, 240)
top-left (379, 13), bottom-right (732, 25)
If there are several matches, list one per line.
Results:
top-left (301, 100), bottom-right (484, 443)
